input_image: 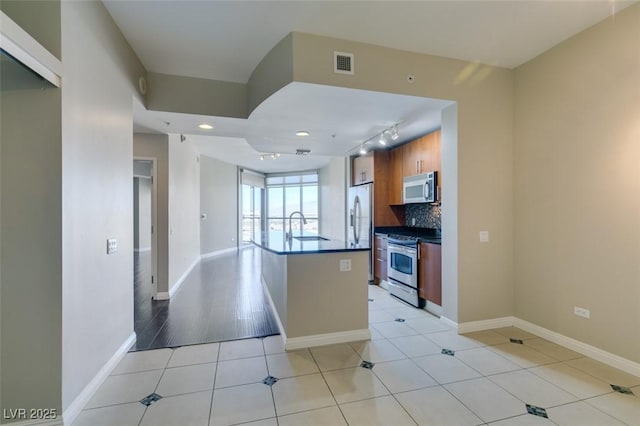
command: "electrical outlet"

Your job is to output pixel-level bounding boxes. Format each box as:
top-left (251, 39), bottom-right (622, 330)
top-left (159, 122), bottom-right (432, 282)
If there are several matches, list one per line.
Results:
top-left (339, 259), bottom-right (352, 272)
top-left (107, 238), bottom-right (118, 254)
top-left (479, 231), bottom-right (489, 242)
top-left (574, 306), bottom-right (590, 319)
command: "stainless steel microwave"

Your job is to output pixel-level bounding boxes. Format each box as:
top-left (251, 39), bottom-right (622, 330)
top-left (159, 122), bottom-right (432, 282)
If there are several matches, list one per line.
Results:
top-left (403, 171), bottom-right (437, 204)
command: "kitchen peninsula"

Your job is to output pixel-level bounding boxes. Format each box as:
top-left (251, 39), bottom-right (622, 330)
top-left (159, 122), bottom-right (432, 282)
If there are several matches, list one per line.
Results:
top-left (254, 231), bottom-right (371, 350)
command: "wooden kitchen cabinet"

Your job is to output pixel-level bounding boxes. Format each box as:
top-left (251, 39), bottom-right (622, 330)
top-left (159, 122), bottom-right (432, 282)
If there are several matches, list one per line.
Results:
top-left (351, 151), bottom-right (404, 226)
top-left (419, 242), bottom-right (442, 305)
top-left (352, 152), bottom-right (374, 185)
top-left (400, 129), bottom-right (442, 177)
top-left (374, 234), bottom-right (388, 284)
top-left (387, 147), bottom-right (404, 205)
top-left (402, 135), bottom-right (428, 176)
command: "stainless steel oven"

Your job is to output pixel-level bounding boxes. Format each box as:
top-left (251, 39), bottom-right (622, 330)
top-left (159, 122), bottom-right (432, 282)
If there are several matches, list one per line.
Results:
top-left (387, 235), bottom-right (422, 307)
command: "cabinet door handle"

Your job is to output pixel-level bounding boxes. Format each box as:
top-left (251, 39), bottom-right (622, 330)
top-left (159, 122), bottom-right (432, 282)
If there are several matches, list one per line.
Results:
top-left (416, 160), bottom-right (419, 174)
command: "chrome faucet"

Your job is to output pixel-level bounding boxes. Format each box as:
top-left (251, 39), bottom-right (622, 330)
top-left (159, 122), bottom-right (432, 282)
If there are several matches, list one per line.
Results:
top-left (286, 211), bottom-right (307, 242)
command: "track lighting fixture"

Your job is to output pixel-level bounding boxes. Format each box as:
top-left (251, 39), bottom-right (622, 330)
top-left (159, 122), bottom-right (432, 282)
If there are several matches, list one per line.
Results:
top-left (357, 123), bottom-right (401, 154)
top-left (259, 153), bottom-right (281, 161)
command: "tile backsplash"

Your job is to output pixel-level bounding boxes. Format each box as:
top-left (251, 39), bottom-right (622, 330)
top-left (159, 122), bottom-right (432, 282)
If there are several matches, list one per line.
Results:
top-left (405, 203), bottom-right (441, 230)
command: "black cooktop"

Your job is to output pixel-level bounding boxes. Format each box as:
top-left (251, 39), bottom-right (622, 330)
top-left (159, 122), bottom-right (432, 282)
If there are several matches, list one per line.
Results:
top-left (375, 226), bottom-right (441, 245)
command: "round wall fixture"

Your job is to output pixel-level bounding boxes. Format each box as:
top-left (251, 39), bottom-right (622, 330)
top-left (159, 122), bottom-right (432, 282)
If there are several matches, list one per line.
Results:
top-left (138, 76), bottom-right (147, 95)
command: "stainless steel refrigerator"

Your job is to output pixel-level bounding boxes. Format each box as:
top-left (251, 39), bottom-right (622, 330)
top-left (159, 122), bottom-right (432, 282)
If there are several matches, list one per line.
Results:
top-left (347, 183), bottom-right (373, 283)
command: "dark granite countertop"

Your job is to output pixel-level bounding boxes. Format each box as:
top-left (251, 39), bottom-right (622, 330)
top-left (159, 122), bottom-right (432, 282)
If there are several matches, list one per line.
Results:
top-left (252, 231), bottom-right (370, 255)
top-left (374, 226), bottom-right (442, 245)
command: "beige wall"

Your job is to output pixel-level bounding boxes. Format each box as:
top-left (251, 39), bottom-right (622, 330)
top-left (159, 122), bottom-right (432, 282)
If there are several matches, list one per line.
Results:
top-left (286, 251), bottom-right (368, 338)
top-left (60, 0), bottom-right (146, 414)
top-left (168, 134), bottom-right (201, 290)
top-left (319, 157), bottom-right (347, 240)
top-left (248, 33), bottom-right (293, 112)
top-left (200, 155), bottom-right (238, 254)
top-left (284, 32), bottom-right (515, 323)
top-left (514, 4), bottom-right (640, 363)
top-left (147, 72), bottom-right (247, 118)
top-left (134, 133), bottom-right (170, 293)
top-left (0, 0), bottom-right (61, 59)
top-left (1, 60), bottom-right (63, 420)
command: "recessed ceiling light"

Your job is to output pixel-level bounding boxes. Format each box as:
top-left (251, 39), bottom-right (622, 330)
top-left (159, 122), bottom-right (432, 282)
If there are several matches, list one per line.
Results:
top-left (295, 131), bottom-right (310, 137)
top-left (198, 124), bottom-right (213, 130)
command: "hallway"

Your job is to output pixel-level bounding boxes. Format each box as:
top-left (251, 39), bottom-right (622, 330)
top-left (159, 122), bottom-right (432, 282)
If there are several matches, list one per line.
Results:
top-left (133, 247), bottom-right (279, 351)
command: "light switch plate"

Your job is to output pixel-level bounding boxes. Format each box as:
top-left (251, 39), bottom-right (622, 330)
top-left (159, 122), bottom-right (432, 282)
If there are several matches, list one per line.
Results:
top-left (479, 231), bottom-right (489, 242)
top-left (107, 238), bottom-right (118, 254)
top-left (339, 259), bottom-right (352, 272)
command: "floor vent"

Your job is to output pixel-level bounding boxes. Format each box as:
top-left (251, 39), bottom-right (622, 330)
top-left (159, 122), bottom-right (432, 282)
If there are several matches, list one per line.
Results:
top-left (296, 149), bottom-right (311, 156)
top-left (334, 51), bottom-right (354, 75)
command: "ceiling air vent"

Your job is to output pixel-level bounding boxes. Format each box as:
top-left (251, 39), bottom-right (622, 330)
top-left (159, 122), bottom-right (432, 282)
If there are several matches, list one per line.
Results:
top-left (296, 149), bottom-right (311, 156)
top-left (334, 51), bottom-right (354, 75)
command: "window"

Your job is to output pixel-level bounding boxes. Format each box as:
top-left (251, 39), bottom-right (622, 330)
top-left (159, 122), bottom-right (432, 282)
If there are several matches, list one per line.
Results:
top-left (266, 172), bottom-right (318, 235)
top-left (241, 184), bottom-right (263, 243)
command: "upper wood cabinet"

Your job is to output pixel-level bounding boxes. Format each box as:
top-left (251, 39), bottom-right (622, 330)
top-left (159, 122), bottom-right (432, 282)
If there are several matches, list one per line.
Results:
top-left (352, 152), bottom-right (374, 185)
top-left (351, 151), bottom-right (404, 227)
top-left (402, 136), bottom-right (426, 176)
top-left (402, 130), bottom-right (441, 177)
top-left (387, 148), bottom-right (404, 205)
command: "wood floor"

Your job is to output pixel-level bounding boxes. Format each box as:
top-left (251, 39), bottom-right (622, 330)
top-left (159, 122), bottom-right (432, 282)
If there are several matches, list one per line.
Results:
top-left (132, 247), bottom-right (279, 351)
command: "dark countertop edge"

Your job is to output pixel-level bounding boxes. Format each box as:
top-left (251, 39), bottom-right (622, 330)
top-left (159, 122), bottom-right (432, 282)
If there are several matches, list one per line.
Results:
top-left (375, 227), bottom-right (442, 245)
top-left (254, 243), bottom-right (371, 256)
top-left (252, 240), bottom-right (371, 255)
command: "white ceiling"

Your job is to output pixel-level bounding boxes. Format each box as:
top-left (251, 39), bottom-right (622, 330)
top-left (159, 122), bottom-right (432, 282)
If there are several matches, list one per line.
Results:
top-left (115, 0), bottom-right (636, 173)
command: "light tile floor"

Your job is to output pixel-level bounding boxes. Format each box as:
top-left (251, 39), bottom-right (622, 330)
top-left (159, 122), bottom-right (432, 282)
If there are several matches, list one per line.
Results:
top-left (73, 285), bottom-right (640, 425)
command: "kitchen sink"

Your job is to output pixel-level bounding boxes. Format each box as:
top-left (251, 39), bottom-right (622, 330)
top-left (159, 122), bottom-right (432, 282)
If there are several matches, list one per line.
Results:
top-left (294, 236), bottom-right (329, 241)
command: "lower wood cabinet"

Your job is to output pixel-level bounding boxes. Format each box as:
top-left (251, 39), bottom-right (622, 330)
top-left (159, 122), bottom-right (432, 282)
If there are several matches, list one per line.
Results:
top-left (374, 234), bottom-right (388, 284)
top-left (419, 242), bottom-right (441, 305)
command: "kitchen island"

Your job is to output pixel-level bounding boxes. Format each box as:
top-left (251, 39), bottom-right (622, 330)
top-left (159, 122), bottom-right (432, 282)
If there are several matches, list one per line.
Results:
top-left (253, 231), bottom-right (371, 350)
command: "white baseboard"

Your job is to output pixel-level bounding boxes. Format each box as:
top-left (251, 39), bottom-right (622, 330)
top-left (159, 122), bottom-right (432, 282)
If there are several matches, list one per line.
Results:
top-left (425, 301), bottom-right (442, 318)
top-left (260, 276), bottom-right (286, 342)
top-left (154, 292), bottom-right (169, 300)
top-left (513, 318), bottom-right (640, 378)
top-left (201, 247), bottom-right (238, 260)
top-left (61, 333), bottom-right (136, 426)
top-left (452, 315), bottom-right (640, 378)
top-left (457, 316), bottom-right (516, 334)
top-left (1, 416), bottom-right (63, 426)
top-left (439, 316), bottom-right (458, 330)
top-left (134, 247), bottom-right (151, 253)
top-left (166, 257), bottom-right (200, 299)
top-left (285, 328), bottom-right (371, 351)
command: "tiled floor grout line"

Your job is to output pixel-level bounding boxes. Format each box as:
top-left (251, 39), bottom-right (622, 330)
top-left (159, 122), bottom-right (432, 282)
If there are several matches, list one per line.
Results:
top-left (370, 327), bottom-right (591, 425)
top-left (206, 343), bottom-right (221, 426)
top-left (261, 338), bottom-right (281, 426)
top-left (79, 286), bottom-right (640, 425)
top-left (135, 350), bottom-right (174, 425)
top-left (307, 344), bottom-right (354, 426)
top-left (364, 353), bottom-right (422, 425)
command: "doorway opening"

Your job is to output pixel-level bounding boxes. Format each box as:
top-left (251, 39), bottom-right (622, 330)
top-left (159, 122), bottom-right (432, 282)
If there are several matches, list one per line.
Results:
top-left (133, 158), bottom-right (158, 304)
